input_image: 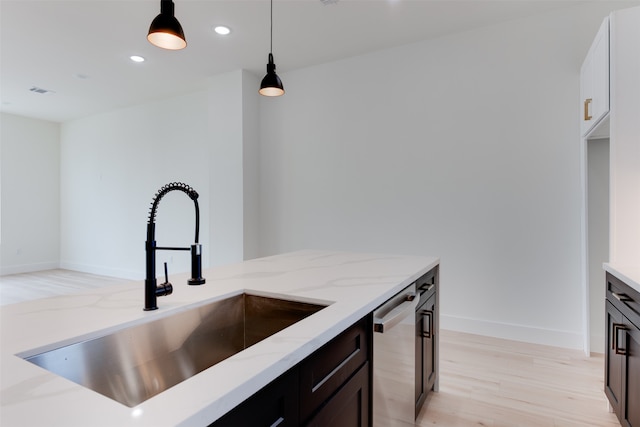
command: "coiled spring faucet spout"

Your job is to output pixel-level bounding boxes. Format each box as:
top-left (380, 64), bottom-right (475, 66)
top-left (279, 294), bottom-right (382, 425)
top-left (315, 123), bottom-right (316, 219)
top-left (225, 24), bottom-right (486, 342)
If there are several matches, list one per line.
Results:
top-left (145, 182), bottom-right (205, 311)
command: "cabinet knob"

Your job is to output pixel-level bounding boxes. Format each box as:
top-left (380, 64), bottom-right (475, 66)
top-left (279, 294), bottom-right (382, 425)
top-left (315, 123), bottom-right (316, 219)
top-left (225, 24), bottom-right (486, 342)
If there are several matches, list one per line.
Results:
top-left (584, 98), bottom-right (593, 121)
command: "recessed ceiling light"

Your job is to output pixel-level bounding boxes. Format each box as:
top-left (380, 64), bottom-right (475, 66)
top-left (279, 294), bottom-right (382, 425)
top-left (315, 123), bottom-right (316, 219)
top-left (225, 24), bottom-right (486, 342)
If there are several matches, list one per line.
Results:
top-left (214, 26), bottom-right (231, 35)
top-left (130, 55), bottom-right (145, 63)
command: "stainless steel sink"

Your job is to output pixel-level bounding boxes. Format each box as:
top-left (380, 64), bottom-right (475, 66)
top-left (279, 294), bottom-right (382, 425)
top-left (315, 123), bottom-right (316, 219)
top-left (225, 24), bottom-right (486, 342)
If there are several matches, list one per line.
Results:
top-left (22, 293), bottom-right (327, 407)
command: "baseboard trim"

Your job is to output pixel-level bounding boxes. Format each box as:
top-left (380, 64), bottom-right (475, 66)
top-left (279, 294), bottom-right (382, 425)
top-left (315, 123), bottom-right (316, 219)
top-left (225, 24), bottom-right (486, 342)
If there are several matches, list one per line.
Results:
top-left (441, 314), bottom-right (584, 350)
top-left (590, 332), bottom-right (605, 354)
top-left (0, 262), bottom-right (59, 276)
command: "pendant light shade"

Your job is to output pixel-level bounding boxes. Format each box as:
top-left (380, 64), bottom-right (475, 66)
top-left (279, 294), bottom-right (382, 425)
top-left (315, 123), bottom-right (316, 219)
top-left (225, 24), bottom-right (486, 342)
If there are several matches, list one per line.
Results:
top-left (259, 53), bottom-right (285, 96)
top-left (259, 0), bottom-right (284, 96)
top-left (147, 0), bottom-right (186, 50)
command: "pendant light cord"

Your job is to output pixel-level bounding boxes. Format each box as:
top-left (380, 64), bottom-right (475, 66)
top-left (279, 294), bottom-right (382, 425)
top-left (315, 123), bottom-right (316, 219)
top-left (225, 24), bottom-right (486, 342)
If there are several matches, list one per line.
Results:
top-left (269, 0), bottom-right (273, 54)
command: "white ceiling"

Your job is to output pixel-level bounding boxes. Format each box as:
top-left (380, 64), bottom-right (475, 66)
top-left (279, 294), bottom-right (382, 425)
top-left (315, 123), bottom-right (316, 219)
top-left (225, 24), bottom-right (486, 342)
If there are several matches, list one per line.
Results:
top-left (1, 0), bottom-right (588, 123)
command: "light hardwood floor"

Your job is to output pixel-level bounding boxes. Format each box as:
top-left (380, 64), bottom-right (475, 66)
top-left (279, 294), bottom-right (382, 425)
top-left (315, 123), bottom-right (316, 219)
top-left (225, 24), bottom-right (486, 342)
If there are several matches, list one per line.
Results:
top-left (418, 331), bottom-right (618, 426)
top-left (0, 270), bottom-right (618, 426)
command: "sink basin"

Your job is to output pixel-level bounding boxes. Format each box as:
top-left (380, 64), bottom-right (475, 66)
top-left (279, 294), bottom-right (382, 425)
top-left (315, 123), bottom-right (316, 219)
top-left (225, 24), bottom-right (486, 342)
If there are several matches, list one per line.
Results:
top-left (21, 293), bottom-right (327, 407)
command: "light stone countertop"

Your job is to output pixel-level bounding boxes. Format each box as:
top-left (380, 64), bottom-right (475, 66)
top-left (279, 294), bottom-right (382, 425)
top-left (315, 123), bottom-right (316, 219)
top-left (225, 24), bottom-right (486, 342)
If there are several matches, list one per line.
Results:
top-left (604, 262), bottom-right (640, 294)
top-left (1, 250), bottom-right (439, 427)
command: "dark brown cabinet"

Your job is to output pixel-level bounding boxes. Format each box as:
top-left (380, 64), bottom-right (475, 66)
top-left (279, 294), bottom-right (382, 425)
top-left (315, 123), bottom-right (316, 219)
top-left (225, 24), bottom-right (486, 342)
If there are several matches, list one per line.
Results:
top-left (299, 315), bottom-right (370, 424)
top-left (211, 368), bottom-right (299, 427)
top-left (305, 362), bottom-right (370, 427)
top-left (606, 299), bottom-right (624, 416)
top-left (416, 292), bottom-right (436, 409)
top-left (210, 315), bottom-right (372, 427)
top-left (415, 266), bottom-right (438, 416)
top-left (605, 272), bottom-right (640, 426)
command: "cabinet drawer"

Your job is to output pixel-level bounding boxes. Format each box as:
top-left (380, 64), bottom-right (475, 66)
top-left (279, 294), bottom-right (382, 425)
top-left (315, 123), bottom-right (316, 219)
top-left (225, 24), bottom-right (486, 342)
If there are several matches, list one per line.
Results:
top-left (416, 266), bottom-right (438, 300)
top-left (607, 273), bottom-right (640, 329)
top-left (299, 315), bottom-right (371, 422)
top-left (304, 361), bottom-right (370, 427)
top-left (210, 368), bottom-right (299, 426)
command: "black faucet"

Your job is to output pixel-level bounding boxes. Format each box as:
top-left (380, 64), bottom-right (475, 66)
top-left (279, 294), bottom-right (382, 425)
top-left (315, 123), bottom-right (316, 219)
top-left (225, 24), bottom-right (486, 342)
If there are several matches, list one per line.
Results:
top-left (144, 182), bottom-right (205, 311)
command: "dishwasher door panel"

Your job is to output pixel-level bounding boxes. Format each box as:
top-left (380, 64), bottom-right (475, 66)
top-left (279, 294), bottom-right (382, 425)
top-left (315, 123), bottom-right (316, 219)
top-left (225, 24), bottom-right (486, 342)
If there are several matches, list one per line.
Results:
top-left (372, 283), bottom-right (417, 426)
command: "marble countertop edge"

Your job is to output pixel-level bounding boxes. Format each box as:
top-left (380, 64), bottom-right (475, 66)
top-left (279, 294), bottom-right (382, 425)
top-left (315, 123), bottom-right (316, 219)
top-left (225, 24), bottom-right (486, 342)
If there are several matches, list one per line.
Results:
top-left (603, 262), bottom-right (640, 294)
top-left (0, 250), bottom-right (439, 426)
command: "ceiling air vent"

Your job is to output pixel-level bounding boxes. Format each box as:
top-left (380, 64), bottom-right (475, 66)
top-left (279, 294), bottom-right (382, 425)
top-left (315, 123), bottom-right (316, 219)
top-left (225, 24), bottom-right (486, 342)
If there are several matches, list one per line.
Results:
top-left (320, 0), bottom-right (339, 4)
top-left (29, 86), bottom-right (55, 95)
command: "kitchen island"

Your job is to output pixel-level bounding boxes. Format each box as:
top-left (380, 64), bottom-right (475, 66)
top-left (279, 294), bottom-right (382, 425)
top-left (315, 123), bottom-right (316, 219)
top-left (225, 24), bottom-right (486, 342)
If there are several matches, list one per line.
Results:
top-left (1, 250), bottom-right (439, 426)
top-left (603, 262), bottom-right (640, 426)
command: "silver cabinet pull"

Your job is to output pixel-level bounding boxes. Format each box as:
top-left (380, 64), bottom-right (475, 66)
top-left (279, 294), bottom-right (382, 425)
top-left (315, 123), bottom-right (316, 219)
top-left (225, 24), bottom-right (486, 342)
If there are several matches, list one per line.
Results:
top-left (612, 292), bottom-right (631, 302)
top-left (373, 294), bottom-right (419, 333)
top-left (612, 323), bottom-right (628, 355)
top-left (270, 416), bottom-right (285, 427)
top-left (421, 309), bottom-right (433, 339)
top-left (419, 283), bottom-right (435, 293)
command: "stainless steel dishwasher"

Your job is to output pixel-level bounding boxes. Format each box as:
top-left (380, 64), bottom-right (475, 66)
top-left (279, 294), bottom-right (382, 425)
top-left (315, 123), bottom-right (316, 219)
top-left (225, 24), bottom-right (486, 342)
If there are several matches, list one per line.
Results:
top-left (372, 282), bottom-right (419, 426)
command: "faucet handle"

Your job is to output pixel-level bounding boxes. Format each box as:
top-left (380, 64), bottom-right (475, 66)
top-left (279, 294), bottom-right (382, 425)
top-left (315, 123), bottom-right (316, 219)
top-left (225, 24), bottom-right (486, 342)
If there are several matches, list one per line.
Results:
top-left (156, 262), bottom-right (173, 297)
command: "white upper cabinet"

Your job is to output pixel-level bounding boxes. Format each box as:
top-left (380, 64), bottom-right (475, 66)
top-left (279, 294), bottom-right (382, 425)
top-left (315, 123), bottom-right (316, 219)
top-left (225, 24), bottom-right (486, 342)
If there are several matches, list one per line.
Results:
top-left (580, 17), bottom-right (610, 137)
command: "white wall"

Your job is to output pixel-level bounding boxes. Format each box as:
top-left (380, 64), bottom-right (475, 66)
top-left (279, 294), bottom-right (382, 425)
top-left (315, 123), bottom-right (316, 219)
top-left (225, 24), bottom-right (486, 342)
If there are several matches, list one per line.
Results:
top-left (257, 3), bottom-right (630, 349)
top-left (587, 137), bottom-right (609, 353)
top-left (60, 90), bottom-right (211, 279)
top-left (242, 71), bottom-right (261, 261)
top-left (3, 1), bottom-right (635, 349)
top-left (0, 113), bottom-right (60, 275)
top-left (206, 70), bottom-right (261, 266)
top-left (59, 70), bottom-right (259, 280)
top-left (0, 72), bottom-right (257, 281)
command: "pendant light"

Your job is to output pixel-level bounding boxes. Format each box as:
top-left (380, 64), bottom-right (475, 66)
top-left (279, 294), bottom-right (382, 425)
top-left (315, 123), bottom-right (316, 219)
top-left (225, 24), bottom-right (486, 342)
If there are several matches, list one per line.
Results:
top-left (147, 0), bottom-right (187, 50)
top-left (259, 0), bottom-right (285, 96)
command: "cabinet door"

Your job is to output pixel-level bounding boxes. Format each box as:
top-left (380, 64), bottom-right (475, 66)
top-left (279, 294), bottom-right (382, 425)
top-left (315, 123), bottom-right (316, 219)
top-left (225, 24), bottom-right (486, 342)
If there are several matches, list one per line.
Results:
top-left (209, 369), bottom-right (299, 427)
top-left (415, 292), bottom-right (436, 415)
top-left (304, 362), bottom-right (370, 427)
top-left (580, 17), bottom-right (610, 136)
top-left (299, 316), bottom-right (370, 422)
top-left (622, 318), bottom-right (640, 426)
top-left (605, 300), bottom-right (624, 417)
